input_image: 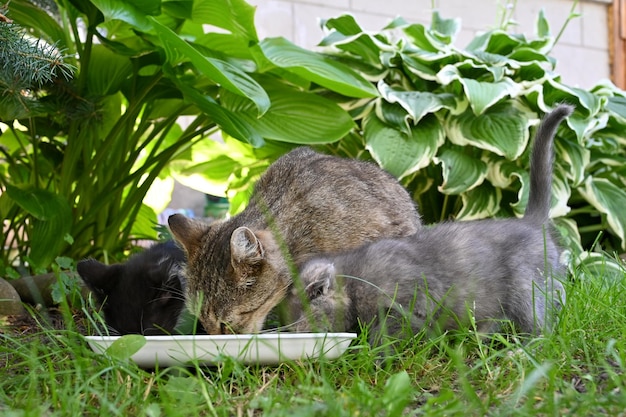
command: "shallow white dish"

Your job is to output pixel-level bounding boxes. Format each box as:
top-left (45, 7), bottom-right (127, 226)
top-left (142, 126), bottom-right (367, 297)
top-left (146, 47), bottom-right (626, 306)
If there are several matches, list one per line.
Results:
top-left (85, 333), bottom-right (357, 367)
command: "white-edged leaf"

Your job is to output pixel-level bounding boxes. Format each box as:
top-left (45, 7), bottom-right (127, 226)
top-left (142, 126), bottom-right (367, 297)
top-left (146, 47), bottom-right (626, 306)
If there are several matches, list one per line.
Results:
top-left (536, 9), bottom-right (551, 38)
top-left (458, 77), bottom-right (521, 115)
top-left (378, 81), bottom-right (456, 124)
top-left (446, 104), bottom-right (531, 160)
top-left (509, 170), bottom-right (530, 217)
top-left (430, 11), bottom-right (461, 41)
top-left (484, 154), bottom-right (524, 188)
top-left (554, 137), bottom-right (590, 186)
top-left (551, 168), bottom-right (571, 218)
top-left (576, 251), bottom-right (626, 282)
top-left (510, 166), bottom-right (570, 218)
top-left (364, 113), bottom-right (444, 179)
top-left (434, 147), bottom-right (487, 194)
top-left (543, 78), bottom-right (603, 116)
top-left (580, 177), bottom-right (626, 250)
top-left (552, 217), bottom-right (583, 266)
top-left (565, 112), bottom-right (609, 144)
top-left (457, 183), bottom-right (501, 220)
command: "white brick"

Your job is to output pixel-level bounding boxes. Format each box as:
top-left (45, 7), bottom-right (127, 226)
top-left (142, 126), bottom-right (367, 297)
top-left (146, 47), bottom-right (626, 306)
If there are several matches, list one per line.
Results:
top-left (349, 0), bottom-right (429, 19)
top-left (289, 0), bottom-right (350, 8)
top-left (251, 0), bottom-right (295, 39)
top-left (580, 1), bottom-right (609, 50)
top-left (551, 44), bottom-right (610, 88)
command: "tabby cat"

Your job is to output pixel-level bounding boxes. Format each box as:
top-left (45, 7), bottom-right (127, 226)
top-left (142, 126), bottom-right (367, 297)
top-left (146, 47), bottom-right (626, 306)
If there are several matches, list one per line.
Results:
top-left (168, 147), bottom-right (422, 334)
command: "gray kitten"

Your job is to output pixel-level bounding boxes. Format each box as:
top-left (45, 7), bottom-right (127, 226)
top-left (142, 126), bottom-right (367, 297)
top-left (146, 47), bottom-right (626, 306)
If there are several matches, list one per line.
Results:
top-left (291, 105), bottom-right (572, 341)
top-left (167, 147), bottom-right (422, 334)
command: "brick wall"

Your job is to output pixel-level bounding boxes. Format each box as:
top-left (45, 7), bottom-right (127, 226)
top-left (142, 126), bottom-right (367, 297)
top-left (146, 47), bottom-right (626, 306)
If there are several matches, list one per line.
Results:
top-left (250, 0), bottom-right (611, 88)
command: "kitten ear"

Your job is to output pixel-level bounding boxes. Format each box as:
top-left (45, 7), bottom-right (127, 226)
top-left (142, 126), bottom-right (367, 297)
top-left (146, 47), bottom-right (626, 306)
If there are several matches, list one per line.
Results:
top-left (230, 227), bottom-right (265, 265)
top-left (168, 214), bottom-right (208, 259)
top-left (304, 262), bottom-right (336, 300)
top-left (230, 227), bottom-right (265, 287)
top-left (77, 259), bottom-right (118, 292)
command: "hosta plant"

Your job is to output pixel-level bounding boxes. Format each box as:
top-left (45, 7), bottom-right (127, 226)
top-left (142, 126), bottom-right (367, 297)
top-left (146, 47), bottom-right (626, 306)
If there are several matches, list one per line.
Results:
top-left (176, 9), bottom-right (626, 273)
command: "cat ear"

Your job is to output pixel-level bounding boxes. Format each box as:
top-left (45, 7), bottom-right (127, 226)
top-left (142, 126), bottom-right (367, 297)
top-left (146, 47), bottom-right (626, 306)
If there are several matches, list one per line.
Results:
top-left (168, 214), bottom-right (208, 259)
top-left (230, 227), bottom-right (265, 265)
top-left (230, 227), bottom-right (265, 287)
top-left (77, 259), bottom-right (118, 292)
top-left (304, 263), bottom-right (336, 300)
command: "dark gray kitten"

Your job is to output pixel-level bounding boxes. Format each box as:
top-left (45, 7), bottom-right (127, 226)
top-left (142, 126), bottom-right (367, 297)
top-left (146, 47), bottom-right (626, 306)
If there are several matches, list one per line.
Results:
top-left (290, 105), bottom-right (572, 341)
top-left (78, 241), bottom-right (198, 335)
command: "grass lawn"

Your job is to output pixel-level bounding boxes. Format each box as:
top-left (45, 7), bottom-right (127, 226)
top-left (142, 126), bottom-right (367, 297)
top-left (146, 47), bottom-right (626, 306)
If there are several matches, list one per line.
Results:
top-left (1, 260), bottom-right (625, 417)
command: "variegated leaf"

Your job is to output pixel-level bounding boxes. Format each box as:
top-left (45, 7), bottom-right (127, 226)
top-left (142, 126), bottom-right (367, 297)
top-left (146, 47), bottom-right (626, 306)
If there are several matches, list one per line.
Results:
top-left (554, 137), bottom-right (590, 186)
top-left (378, 81), bottom-right (457, 125)
top-left (579, 177), bottom-right (626, 250)
top-left (576, 251), bottom-right (626, 281)
top-left (446, 104), bottom-right (531, 160)
top-left (364, 113), bottom-right (444, 179)
top-left (456, 183), bottom-right (501, 220)
top-left (434, 147), bottom-right (487, 195)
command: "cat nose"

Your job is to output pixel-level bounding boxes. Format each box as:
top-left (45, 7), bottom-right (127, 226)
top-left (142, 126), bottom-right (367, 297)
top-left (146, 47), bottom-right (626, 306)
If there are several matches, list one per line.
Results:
top-left (220, 322), bottom-right (230, 334)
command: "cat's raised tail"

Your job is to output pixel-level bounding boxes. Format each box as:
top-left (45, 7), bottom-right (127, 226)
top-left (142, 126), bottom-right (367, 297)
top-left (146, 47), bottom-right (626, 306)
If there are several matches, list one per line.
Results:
top-left (524, 104), bottom-right (574, 225)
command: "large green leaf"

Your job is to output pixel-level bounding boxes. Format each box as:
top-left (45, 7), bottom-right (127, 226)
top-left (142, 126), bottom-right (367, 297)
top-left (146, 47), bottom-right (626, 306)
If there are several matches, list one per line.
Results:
top-left (220, 84), bottom-right (355, 144)
top-left (580, 177), bottom-right (626, 250)
top-left (446, 104), bottom-right (531, 160)
top-left (5, 185), bottom-right (66, 220)
top-left (259, 37), bottom-right (378, 98)
top-left (86, 45), bottom-right (133, 96)
top-left (434, 147), bottom-right (488, 194)
top-left (176, 81), bottom-right (264, 147)
top-left (364, 113), bottom-right (444, 179)
top-left (91, 1), bottom-right (270, 115)
top-left (5, 185), bottom-right (72, 268)
top-left (191, 0), bottom-right (257, 41)
top-left (150, 18), bottom-right (270, 116)
top-left (90, 0), bottom-right (153, 31)
top-left (320, 15), bottom-right (385, 64)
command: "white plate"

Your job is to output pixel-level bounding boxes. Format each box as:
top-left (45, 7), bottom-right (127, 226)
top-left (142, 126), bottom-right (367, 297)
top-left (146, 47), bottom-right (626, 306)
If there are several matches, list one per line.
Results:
top-left (85, 333), bottom-right (357, 367)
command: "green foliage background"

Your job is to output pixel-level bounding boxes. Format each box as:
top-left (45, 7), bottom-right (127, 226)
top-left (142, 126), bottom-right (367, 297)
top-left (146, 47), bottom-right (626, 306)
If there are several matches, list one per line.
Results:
top-left (1, 0), bottom-right (625, 274)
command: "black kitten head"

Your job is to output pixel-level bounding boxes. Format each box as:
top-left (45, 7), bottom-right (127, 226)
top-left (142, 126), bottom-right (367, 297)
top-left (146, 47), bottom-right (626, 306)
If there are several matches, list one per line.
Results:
top-left (78, 241), bottom-right (187, 335)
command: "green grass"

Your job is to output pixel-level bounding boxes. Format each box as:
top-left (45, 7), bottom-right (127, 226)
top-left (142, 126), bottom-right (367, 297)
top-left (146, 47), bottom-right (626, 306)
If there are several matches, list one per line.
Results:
top-left (1, 262), bottom-right (625, 417)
